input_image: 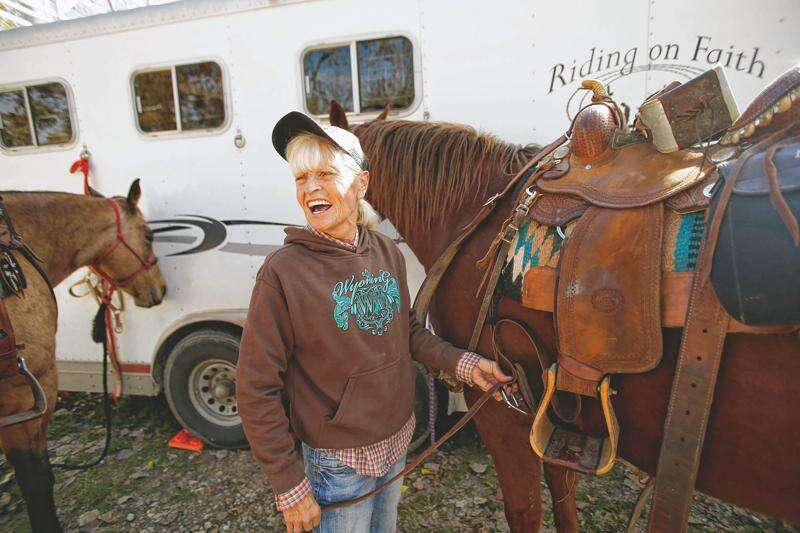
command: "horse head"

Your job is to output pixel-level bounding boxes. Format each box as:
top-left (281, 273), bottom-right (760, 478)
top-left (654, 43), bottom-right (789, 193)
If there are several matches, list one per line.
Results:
top-left (92, 180), bottom-right (167, 308)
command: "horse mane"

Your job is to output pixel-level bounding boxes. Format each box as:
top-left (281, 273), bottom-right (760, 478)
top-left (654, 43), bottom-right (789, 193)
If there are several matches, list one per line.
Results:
top-left (1, 191), bottom-right (77, 217)
top-left (355, 120), bottom-right (536, 237)
top-left (2, 190), bottom-right (73, 196)
top-left (1, 191), bottom-right (126, 228)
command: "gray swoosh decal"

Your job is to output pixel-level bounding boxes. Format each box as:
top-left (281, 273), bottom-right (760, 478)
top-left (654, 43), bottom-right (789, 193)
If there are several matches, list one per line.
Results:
top-left (219, 243), bottom-right (281, 256)
top-left (154, 235), bottom-right (196, 244)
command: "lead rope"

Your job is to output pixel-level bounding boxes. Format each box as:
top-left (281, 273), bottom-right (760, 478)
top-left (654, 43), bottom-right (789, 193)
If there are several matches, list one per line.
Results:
top-left (52, 300), bottom-right (114, 470)
top-left (68, 254), bottom-right (126, 400)
top-left (427, 374), bottom-right (437, 444)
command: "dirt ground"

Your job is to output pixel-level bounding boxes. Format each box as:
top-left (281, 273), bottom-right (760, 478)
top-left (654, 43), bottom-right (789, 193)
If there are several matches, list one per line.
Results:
top-left (0, 393), bottom-right (797, 532)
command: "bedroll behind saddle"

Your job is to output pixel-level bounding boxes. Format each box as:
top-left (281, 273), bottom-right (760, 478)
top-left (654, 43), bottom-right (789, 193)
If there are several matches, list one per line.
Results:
top-left (710, 142), bottom-right (800, 325)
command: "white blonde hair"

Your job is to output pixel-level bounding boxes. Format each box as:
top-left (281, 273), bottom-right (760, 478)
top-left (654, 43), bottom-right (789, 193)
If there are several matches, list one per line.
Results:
top-left (285, 133), bottom-right (381, 230)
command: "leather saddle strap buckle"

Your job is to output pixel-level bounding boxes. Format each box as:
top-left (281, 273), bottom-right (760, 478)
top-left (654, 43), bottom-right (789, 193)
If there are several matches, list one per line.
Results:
top-left (499, 382), bottom-right (528, 416)
top-left (530, 364), bottom-right (619, 476)
top-left (494, 353), bottom-right (535, 416)
top-left (500, 187), bottom-right (539, 245)
top-left (500, 223), bottom-right (519, 244)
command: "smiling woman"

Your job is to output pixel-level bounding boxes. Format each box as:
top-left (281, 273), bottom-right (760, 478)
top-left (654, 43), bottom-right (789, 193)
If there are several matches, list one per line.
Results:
top-left (235, 111), bottom-right (510, 533)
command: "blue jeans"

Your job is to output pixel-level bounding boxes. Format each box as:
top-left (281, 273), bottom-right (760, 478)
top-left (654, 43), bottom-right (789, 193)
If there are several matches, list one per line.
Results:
top-left (302, 443), bottom-right (405, 533)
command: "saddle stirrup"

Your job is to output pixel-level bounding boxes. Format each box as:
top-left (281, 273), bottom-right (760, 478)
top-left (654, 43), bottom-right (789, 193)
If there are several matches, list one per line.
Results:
top-left (0, 355), bottom-right (48, 429)
top-left (530, 364), bottom-right (619, 475)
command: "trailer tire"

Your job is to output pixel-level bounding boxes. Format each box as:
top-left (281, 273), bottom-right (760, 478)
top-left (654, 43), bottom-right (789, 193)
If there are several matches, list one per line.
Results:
top-left (163, 329), bottom-right (247, 449)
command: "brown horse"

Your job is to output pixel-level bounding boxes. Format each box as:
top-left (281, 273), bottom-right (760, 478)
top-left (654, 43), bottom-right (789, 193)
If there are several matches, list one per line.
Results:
top-left (0, 182), bottom-right (166, 532)
top-left (330, 105), bottom-right (800, 531)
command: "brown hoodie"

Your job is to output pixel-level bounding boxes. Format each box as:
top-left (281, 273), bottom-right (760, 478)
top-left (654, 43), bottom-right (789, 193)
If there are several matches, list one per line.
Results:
top-left (236, 227), bottom-right (464, 494)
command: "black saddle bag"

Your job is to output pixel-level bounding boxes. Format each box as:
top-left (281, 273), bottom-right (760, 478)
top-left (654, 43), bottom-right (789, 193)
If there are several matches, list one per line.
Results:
top-left (708, 141), bottom-right (800, 326)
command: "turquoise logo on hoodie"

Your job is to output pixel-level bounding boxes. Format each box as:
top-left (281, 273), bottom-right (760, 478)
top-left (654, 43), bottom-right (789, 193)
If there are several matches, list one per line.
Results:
top-left (331, 269), bottom-right (402, 335)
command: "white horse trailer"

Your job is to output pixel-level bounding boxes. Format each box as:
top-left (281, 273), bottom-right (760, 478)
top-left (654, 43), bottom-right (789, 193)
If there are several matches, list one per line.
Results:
top-left (0, 0), bottom-right (797, 446)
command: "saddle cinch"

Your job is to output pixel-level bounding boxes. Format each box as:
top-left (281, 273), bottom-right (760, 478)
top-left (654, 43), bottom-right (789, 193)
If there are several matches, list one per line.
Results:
top-left (523, 78), bottom-right (800, 476)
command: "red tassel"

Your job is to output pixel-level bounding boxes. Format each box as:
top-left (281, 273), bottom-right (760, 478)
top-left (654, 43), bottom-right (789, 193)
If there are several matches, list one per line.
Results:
top-left (69, 158), bottom-right (91, 195)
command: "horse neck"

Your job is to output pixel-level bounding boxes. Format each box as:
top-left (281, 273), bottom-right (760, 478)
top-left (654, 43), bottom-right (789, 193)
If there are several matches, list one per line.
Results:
top-left (4, 193), bottom-right (118, 286)
top-left (395, 181), bottom-right (506, 269)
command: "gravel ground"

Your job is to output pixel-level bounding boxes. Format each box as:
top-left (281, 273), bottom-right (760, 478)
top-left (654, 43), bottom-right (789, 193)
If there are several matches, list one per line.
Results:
top-left (0, 393), bottom-right (797, 532)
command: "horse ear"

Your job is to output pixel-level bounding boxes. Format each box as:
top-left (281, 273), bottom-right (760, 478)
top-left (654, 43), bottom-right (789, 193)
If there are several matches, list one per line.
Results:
top-left (376, 104), bottom-right (391, 121)
top-left (329, 100), bottom-right (349, 129)
top-left (87, 186), bottom-right (104, 198)
top-left (127, 179), bottom-right (141, 213)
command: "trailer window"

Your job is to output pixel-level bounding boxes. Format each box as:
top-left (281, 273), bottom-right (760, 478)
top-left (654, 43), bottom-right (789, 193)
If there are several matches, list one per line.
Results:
top-left (0, 90), bottom-right (31, 148)
top-left (132, 60), bottom-right (226, 135)
top-left (176, 62), bottom-right (225, 130)
top-left (133, 69), bottom-right (177, 133)
top-left (303, 35), bottom-right (415, 117)
top-left (357, 37), bottom-right (414, 112)
top-left (0, 81), bottom-right (75, 150)
top-left (28, 83), bottom-right (75, 145)
top-left (303, 45), bottom-right (354, 115)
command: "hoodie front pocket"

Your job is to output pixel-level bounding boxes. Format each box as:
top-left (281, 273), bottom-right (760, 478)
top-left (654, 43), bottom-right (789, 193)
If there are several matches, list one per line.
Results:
top-left (328, 356), bottom-right (414, 431)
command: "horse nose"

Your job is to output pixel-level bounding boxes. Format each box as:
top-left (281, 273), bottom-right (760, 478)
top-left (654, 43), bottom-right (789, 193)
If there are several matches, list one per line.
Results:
top-left (149, 285), bottom-right (166, 306)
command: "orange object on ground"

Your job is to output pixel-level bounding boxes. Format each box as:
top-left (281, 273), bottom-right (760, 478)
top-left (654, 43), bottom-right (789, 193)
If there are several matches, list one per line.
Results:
top-left (168, 429), bottom-right (204, 452)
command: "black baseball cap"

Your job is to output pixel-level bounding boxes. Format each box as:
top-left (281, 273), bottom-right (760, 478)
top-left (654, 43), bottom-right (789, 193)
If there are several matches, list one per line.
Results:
top-left (271, 111), bottom-right (369, 170)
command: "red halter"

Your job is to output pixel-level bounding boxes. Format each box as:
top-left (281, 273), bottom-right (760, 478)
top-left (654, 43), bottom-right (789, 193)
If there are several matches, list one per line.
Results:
top-left (90, 198), bottom-right (157, 291)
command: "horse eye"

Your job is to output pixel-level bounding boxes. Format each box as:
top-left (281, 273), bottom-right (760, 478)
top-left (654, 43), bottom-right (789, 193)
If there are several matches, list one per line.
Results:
top-left (145, 234), bottom-right (154, 244)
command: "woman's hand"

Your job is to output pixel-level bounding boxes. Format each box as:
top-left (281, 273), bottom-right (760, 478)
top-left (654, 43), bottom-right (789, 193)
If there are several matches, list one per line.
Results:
top-left (282, 492), bottom-right (321, 532)
top-left (470, 357), bottom-right (513, 400)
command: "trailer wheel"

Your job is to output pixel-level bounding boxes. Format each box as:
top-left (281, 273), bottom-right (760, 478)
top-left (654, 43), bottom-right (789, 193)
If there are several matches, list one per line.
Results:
top-left (163, 329), bottom-right (246, 448)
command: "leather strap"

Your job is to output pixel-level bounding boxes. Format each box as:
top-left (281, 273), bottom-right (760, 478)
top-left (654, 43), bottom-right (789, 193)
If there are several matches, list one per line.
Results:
top-left (322, 381), bottom-right (502, 511)
top-left (556, 354), bottom-right (604, 382)
top-left (647, 275), bottom-right (728, 530)
top-left (467, 191), bottom-right (537, 350)
top-left (763, 136), bottom-right (800, 245)
top-left (0, 300), bottom-right (19, 379)
top-left (648, 129), bottom-right (793, 531)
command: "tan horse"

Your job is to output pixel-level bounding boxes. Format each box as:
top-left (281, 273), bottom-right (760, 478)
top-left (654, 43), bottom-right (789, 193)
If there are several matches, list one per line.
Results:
top-left (0, 181), bottom-right (166, 532)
